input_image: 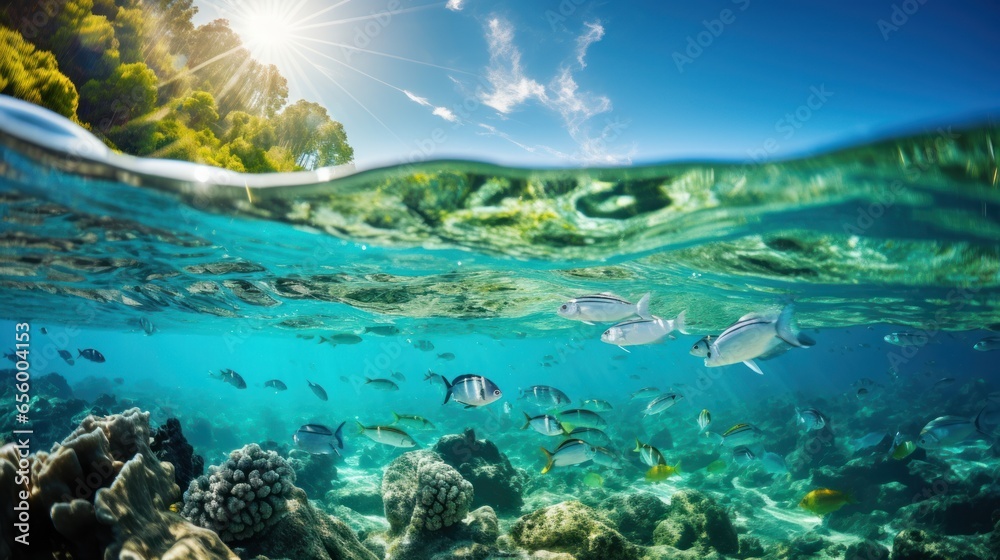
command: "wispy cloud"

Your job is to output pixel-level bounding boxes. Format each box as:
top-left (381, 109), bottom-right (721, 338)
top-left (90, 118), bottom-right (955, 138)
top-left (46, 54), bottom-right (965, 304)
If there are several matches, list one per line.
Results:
top-left (433, 107), bottom-right (458, 122)
top-left (403, 90), bottom-right (431, 106)
top-left (446, 0), bottom-right (465, 11)
top-left (480, 18), bottom-right (546, 114)
top-left (404, 89), bottom-right (461, 123)
top-left (476, 18), bottom-right (630, 164)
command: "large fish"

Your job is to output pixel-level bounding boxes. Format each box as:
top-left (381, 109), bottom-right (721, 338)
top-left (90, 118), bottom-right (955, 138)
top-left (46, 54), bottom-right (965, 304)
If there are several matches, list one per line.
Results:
top-left (601, 311), bottom-right (687, 348)
top-left (974, 336), bottom-right (1000, 351)
top-left (796, 407), bottom-right (826, 431)
top-left (692, 304), bottom-right (813, 374)
top-left (356, 422), bottom-right (418, 448)
top-left (364, 377), bottom-right (400, 391)
top-left (519, 385), bottom-right (571, 408)
top-left (211, 368), bottom-right (246, 389)
top-left (884, 332), bottom-right (928, 347)
top-left (557, 408), bottom-right (608, 429)
top-left (633, 438), bottom-right (666, 467)
top-left (307, 379), bottom-right (329, 401)
top-left (522, 412), bottom-right (567, 436)
top-left (540, 439), bottom-right (596, 474)
top-left (294, 422), bottom-right (345, 455)
top-left (391, 412), bottom-right (436, 430)
top-left (443, 374), bottom-right (502, 408)
top-left (557, 292), bottom-right (651, 324)
top-left (917, 408), bottom-right (991, 449)
top-left (643, 393), bottom-right (683, 416)
top-left (713, 423), bottom-right (765, 448)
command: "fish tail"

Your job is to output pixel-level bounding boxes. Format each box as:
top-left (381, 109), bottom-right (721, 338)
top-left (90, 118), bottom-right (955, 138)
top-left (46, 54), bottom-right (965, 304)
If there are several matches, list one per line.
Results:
top-left (355, 420), bottom-right (366, 435)
top-left (540, 448), bottom-right (554, 474)
top-left (974, 405), bottom-right (990, 436)
top-left (442, 376), bottom-right (453, 405)
top-left (521, 412), bottom-right (531, 430)
top-left (560, 423), bottom-right (571, 436)
top-left (636, 292), bottom-right (651, 319)
top-left (335, 421), bottom-right (346, 448)
top-left (391, 412), bottom-right (400, 423)
top-left (77, 349), bottom-right (83, 357)
top-left (364, 377), bottom-right (373, 384)
top-left (674, 310), bottom-right (689, 335)
top-left (673, 460), bottom-right (683, 475)
top-left (776, 303), bottom-right (812, 348)
top-left (633, 438), bottom-right (641, 452)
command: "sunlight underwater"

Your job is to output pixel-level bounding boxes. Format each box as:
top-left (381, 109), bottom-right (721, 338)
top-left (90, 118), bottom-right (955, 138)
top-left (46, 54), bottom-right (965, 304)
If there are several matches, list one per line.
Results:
top-left (2, 95), bottom-right (1000, 559)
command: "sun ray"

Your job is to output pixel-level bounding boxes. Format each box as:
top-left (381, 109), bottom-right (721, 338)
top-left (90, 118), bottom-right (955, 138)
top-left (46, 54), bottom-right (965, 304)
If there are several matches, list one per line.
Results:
top-left (297, 35), bottom-right (478, 76)
top-left (293, 3), bottom-right (446, 31)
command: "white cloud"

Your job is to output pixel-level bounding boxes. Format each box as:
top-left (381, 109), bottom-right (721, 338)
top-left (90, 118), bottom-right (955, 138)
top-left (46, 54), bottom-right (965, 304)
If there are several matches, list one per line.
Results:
top-left (575, 21), bottom-right (604, 68)
top-left (403, 90), bottom-right (431, 107)
top-left (433, 107), bottom-right (458, 122)
top-left (479, 18), bottom-right (545, 114)
top-left (404, 89), bottom-right (460, 123)
top-left (446, 0), bottom-right (465, 11)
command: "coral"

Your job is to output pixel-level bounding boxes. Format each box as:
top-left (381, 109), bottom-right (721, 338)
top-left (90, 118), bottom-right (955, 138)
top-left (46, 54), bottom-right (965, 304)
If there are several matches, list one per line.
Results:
top-left (843, 539), bottom-right (888, 560)
top-left (433, 428), bottom-right (524, 513)
top-left (890, 529), bottom-right (992, 560)
top-left (234, 487), bottom-right (378, 560)
top-left (652, 490), bottom-right (738, 555)
top-left (600, 492), bottom-right (670, 545)
top-left (739, 535), bottom-right (766, 558)
top-left (287, 449), bottom-right (338, 499)
top-left (151, 417), bottom-right (205, 492)
top-left (509, 500), bottom-right (641, 560)
top-left (382, 450), bottom-right (473, 535)
top-left (36, 372), bottom-right (74, 399)
top-left (181, 443), bottom-right (296, 542)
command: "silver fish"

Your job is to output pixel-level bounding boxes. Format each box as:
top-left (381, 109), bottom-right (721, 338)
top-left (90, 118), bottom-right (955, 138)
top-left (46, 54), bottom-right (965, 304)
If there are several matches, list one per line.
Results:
top-left (522, 412), bottom-right (567, 436)
top-left (759, 451), bottom-right (788, 475)
top-left (917, 408), bottom-right (989, 449)
top-left (884, 332), bottom-right (928, 347)
top-left (443, 374), bottom-right (502, 408)
top-left (633, 438), bottom-right (665, 467)
top-left (601, 311), bottom-right (687, 347)
top-left (630, 387), bottom-right (660, 399)
top-left (558, 292), bottom-right (651, 324)
top-left (974, 336), bottom-right (1000, 351)
top-left (643, 393), bottom-right (683, 416)
top-left (695, 304), bottom-right (813, 374)
top-left (851, 431), bottom-right (889, 451)
top-left (391, 412), bottom-right (436, 430)
top-left (796, 407), bottom-right (826, 431)
top-left (557, 408), bottom-right (608, 429)
top-left (715, 423), bottom-right (765, 448)
top-left (139, 317), bottom-right (155, 336)
top-left (294, 422), bottom-right (345, 455)
top-left (592, 446), bottom-right (624, 469)
top-left (580, 398), bottom-right (613, 411)
top-left (697, 409), bottom-right (711, 432)
top-left (565, 427), bottom-right (612, 446)
top-left (732, 446), bottom-right (756, 466)
top-left (356, 421), bottom-right (418, 448)
top-left (519, 385), bottom-right (571, 408)
top-left (365, 377), bottom-right (400, 391)
top-left (424, 369), bottom-right (447, 386)
top-left (541, 438), bottom-right (596, 473)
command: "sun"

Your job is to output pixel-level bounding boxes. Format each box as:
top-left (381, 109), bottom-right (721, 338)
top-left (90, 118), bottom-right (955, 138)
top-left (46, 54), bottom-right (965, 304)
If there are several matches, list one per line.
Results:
top-left (234, 3), bottom-right (299, 66)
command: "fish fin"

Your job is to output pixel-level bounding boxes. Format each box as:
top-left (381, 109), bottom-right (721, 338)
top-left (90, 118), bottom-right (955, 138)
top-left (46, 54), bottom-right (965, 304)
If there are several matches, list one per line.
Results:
top-left (636, 292), bottom-right (652, 319)
top-left (562, 423), bottom-right (576, 433)
top-left (464, 405), bottom-right (475, 409)
top-left (674, 310), bottom-right (689, 335)
top-left (355, 420), bottom-right (365, 435)
top-left (540, 448), bottom-right (554, 474)
top-left (334, 421), bottom-right (346, 448)
top-left (674, 460), bottom-right (683, 474)
top-left (776, 304), bottom-right (812, 348)
top-left (583, 321), bottom-right (596, 326)
top-left (633, 437), bottom-right (642, 453)
top-left (521, 412), bottom-right (532, 430)
top-left (330, 443), bottom-right (341, 457)
top-left (743, 360), bottom-right (764, 375)
top-left (391, 412), bottom-right (400, 423)
top-left (705, 432), bottom-right (724, 446)
top-left (618, 346), bottom-right (631, 354)
top-left (319, 337), bottom-right (328, 344)
top-left (561, 423), bottom-right (571, 436)
top-left (974, 405), bottom-right (992, 436)
top-left (442, 376), bottom-right (453, 405)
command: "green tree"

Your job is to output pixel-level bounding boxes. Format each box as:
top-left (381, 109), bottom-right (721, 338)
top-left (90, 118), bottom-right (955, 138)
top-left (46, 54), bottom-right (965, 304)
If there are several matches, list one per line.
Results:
top-left (0, 26), bottom-right (79, 118)
top-left (179, 90), bottom-right (219, 129)
top-left (79, 61), bottom-right (157, 130)
top-left (275, 100), bottom-right (354, 168)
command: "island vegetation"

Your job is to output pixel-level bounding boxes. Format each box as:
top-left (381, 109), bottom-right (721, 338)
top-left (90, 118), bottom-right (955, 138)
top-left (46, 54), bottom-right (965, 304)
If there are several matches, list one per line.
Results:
top-left (0, 0), bottom-right (353, 172)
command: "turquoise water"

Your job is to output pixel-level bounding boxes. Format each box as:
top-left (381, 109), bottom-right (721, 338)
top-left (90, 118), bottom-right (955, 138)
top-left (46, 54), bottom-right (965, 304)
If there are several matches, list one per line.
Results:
top-left (2, 95), bottom-right (1000, 558)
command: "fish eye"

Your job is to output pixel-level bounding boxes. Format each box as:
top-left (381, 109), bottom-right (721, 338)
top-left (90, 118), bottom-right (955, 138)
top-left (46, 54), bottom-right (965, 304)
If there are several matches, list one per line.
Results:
top-left (560, 304), bottom-right (568, 310)
top-left (493, 389), bottom-right (501, 396)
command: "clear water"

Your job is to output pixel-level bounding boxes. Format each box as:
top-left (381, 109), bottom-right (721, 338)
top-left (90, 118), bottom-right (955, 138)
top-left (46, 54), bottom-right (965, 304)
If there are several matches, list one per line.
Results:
top-left (2, 95), bottom-right (1000, 556)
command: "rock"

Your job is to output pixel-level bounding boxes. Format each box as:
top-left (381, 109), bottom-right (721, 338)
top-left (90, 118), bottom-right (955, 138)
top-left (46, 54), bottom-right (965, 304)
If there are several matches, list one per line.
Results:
top-left (739, 535), bottom-right (765, 558)
top-left (36, 372), bottom-right (73, 399)
top-left (843, 539), bottom-right (888, 560)
top-left (237, 487), bottom-right (378, 560)
top-left (509, 500), bottom-right (641, 560)
top-left (287, 450), bottom-right (338, 500)
top-left (896, 482), bottom-right (1000, 535)
top-left (890, 529), bottom-right (992, 560)
top-left (434, 428), bottom-right (525, 514)
top-left (600, 492), bottom-right (670, 545)
top-left (652, 490), bottom-right (738, 555)
top-left (150, 417), bottom-right (205, 491)
top-left (789, 531), bottom-right (827, 555)
top-left (327, 476), bottom-right (383, 516)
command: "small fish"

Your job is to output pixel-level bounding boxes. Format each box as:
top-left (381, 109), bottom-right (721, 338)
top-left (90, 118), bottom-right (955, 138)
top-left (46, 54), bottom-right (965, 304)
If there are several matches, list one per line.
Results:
top-left (732, 446), bottom-right (756, 466)
top-left (540, 438), bottom-right (596, 474)
top-left (601, 311), bottom-right (688, 347)
top-left (339, 375), bottom-right (350, 383)
top-left (932, 377), bottom-right (956, 390)
top-left (633, 438), bottom-right (666, 467)
top-left (628, 374), bottom-right (641, 380)
top-left (438, 352), bottom-right (456, 361)
top-left (296, 334), bottom-right (315, 340)
top-left (713, 423), bottom-right (765, 448)
top-left (697, 409), bottom-right (711, 432)
top-left (884, 332), bottom-right (928, 347)
top-left (645, 462), bottom-right (682, 483)
top-left (424, 369), bottom-right (448, 386)
top-left (760, 451), bottom-right (788, 475)
top-left (391, 371), bottom-right (407, 382)
top-left (630, 387), bottom-right (660, 399)
top-left (799, 489), bottom-right (853, 516)
top-left (643, 393), bottom-right (683, 416)
top-left (211, 368), bottom-right (247, 389)
top-left (856, 387), bottom-right (869, 399)
top-left (557, 292), bottom-right (651, 324)
top-left (917, 408), bottom-right (990, 448)
top-left (263, 379), bottom-right (287, 391)
top-left (503, 402), bottom-right (513, 415)
top-left (4, 350), bottom-right (20, 363)
top-left (413, 339), bottom-right (435, 351)
top-left (558, 408), bottom-right (608, 429)
top-left (365, 377), bottom-right (400, 391)
top-left (139, 317), bottom-right (155, 336)
top-left (356, 421), bottom-right (418, 448)
top-left (40, 327), bottom-right (48, 335)
top-left (974, 336), bottom-right (1000, 351)
top-left (364, 325), bottom-right (401, 336)
top-left (113, 377), bottom-right (124, 385)
top-left (168, 502), bottom-right (181, 513)
top-left (522, 412), bottom-right (568, 436)
top-left (693, 304), bottom-right (813, 374)
top-left (592, 446), bottom-right (624, 470)
top-left (78, 348), bottom-right (106, 363)
top-left (582, 472), bottom-right (605, 487)
top-left (851, 431), bottom-right (889, 451)
top-left (613, 355), bottom-right (629, 361)
top-left (543, 355), bottom-right (555, 361)
top-left (391, 412), bottom-right (436, 430)
top-left (796, 407), bottom-right (826, 431)
top-left (321, 333), bottom-right (363, 345)
top-left (580, 398), bottom-right (613, 411)
top-left (890, 433), bottom-right (917, 460)
top-left (294, 422), bottom-right (345, 455)
top-left (519, 385), bottom-right (572, 408)
top-left (58, 349), bottom-right (75, 365)
top-left (307, 379), bottom-right (329, 401)
top-left (565, 427), bottom-right (613, 447)
top-left (705, 459), bottom-right (727, 473)
top-left (443, 374), bottom-right (503, 408)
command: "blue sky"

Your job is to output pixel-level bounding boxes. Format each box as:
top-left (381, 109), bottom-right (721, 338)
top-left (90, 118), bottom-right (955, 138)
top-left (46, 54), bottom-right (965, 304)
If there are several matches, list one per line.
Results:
top-left (193, 0), bottom-right (1000, 169)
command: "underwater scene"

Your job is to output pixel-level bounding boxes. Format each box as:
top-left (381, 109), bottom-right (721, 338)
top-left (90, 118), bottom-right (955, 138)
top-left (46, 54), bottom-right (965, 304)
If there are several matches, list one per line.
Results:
top-left (2, 93), bottom-right (1000, 560)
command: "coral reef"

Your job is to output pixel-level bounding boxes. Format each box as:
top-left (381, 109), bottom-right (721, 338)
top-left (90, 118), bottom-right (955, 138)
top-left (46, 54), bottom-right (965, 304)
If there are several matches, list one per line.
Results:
top-left (890, 529), bottom-right (992, 560)
top-left (600, 492), bottom-right (670, 545)
top-left (287, 449), bottom-right (338, 499)
top-left (151, 417), bottom-right (205, 492)
top-left (508, 500), bottom-right (641, 560)
top-left (327, 475), bottom-right (384, 516)
top-left (843, 539), bottom-right (888, 560)
top-left (181, 443), bottom-right (296, 542)
top-left (433, 428), bottom-right (525, 514)
top-left (382, 449), bottom-right (473, 535)
top-left (651, 490), bottom-right (739, 555)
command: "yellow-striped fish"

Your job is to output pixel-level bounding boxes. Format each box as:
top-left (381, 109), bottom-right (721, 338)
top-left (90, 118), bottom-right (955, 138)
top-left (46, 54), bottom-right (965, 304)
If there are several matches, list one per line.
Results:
top-left (697, 409), bottom-right (711, 432)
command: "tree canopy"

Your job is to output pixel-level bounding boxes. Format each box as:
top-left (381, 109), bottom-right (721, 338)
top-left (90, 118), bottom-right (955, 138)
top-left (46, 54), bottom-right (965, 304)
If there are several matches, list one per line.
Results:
top-left (0, 0), bottom-right (353, 172)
